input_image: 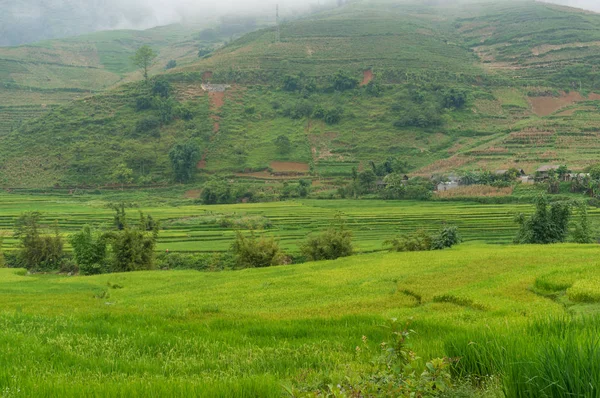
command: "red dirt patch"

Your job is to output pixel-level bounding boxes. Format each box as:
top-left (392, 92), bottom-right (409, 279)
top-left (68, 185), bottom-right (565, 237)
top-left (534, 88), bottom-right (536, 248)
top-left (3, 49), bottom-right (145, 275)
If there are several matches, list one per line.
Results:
top-left (209, 91), bottom-right (225, 110)
top-left (529, 91), bottom-right (583, 116)
top-left (588, 93), bottom-right (600, 100)
top-left (197, 159), bottom-right (206, 169)
top-left (202, 71), bottom-right (213, 82)
top-left (270, 161), bottom-right (310, 173)
top-left (184, 190), bottom-right (201, 199)
top-left (360, 69), bottom-right (373, 86)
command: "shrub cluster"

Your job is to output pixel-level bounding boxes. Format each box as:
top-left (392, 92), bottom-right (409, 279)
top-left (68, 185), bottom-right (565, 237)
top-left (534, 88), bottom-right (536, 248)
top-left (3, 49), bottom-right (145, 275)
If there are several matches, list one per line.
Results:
top-left (385, 226), bottom-right (461, 252)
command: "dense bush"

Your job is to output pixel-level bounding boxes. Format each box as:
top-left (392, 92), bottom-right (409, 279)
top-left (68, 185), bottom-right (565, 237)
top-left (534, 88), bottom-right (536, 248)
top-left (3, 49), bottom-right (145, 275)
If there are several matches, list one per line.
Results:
top-left (165, 60), bottom-right (177, 70)
top-left (14, 212), bottom-right (66, 272)
top-left (231, 231), bottom-right (286, 268)
top-left (301, 220), bottom-right (353, 261)
top-left (283, 100), bottom-right (313, 119)
top-left (441, 88), bottom-right (468, 109)
top-left (385, 230), bottom-right (432, 252)
top-left (431, 226), bottom-right (462, 250)
top-left (169, 142), bottom-right (200, 183)
top-left (155, 252), bottom-right (234, 271)
top-left (274, 135), bottom-right (291, 154)
top-left (386, 226), bottom-right (461, 252)
top-left (201, 179), bottom-right (255, 204)
top-left (135, 116), bottom-right (161, 136)
top-left (152, 79), bottom-right (171, 98)
top-left (70, 226), bottom-right (108, 275)
top-left (393, 102), bottom-right (443, 128)
top-left (571, 203), bottom-right (595, 243)
top-left (135, 96), bottom-right (153, 111)
top-left (105, 213), bottom-right (158, 272)
top-left (514, 196), bottom-right (571, 244)
top-left (331, 70), bottom-right (359, 91)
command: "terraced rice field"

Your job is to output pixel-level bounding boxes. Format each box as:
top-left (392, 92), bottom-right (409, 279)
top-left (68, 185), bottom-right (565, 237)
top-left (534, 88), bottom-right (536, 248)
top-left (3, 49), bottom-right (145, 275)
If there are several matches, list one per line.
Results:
top-left (0, 193), bottom-right (593, 253)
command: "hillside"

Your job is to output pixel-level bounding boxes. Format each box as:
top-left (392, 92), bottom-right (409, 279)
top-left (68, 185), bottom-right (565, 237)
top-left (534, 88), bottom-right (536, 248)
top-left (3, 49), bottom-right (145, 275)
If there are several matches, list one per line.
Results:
top-left (5, 0), bottom-right (600, 187)
top-left (1, 243), bottom-right (600, 395)
top-left (0, 23), bottom-right (220, 139)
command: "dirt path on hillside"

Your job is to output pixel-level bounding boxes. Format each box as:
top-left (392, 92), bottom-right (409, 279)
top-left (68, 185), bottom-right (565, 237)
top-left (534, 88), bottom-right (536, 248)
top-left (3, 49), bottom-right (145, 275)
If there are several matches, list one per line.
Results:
top-left (198, 91), bottom-right (226, 170)
top-left (360, 70), bottom-right (373, 86)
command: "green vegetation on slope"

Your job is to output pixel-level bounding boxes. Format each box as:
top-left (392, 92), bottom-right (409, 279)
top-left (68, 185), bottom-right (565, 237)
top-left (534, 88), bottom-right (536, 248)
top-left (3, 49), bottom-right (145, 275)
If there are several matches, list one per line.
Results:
top-left (7, 0), bottom-right (600, 186)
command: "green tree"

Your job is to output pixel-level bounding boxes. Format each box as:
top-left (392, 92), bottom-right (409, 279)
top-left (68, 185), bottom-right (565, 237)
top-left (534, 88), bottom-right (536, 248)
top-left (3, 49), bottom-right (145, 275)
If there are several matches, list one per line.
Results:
top-left (331, 70), bottom-right (359, 91)
top-left (358, 169), bottom-right (377, 193)
top-left (154, 97), bottom-right (175, 123)
top-left (14, 212), bottom-right (64, 271)
top-left (514, 195), bottom-right (572, 244)
top-left (70, 226), bottom-right (107, 275)
top-left (231, 231), bottom-right (286, 268)
top-left (590, 164), bottom-right (600, 181)
top-left (132, 45), bottom-right (158, 82)
top-left (152, 79), bottom-right (171, 98)
top-left (381, 173), bottom-right (406, 199)
top-left (106, 212), bottom-right (158, 273)
top-left (165, 60), bottom-right (177, 70)
top-left (301, 217), bottom-right (353, 261)
top-left (169, 143), bottom-right (200, 183)
top-left (0, 236), bottom-right (5, 268)
top-left (557, 165), bottom-right (569, 181)
top-left (201, 178), bottom-right (233, 204)
top-left (274, 135), bottom-right (292, 154)
top-left (112, 164), bottom-right (134, 190)
top-left (572, 202), bottom-right (595, 244)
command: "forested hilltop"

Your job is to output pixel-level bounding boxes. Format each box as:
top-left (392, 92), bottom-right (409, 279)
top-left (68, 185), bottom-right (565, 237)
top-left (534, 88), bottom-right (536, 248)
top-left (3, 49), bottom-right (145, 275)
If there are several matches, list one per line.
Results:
top-left (4, 0), bottom-right (600, 188)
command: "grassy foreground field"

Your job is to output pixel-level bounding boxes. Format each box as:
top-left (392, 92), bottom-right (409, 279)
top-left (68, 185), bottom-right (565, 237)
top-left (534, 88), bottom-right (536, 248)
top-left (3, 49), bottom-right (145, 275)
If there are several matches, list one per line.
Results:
top-left (1, 244), bottom-right (600, 396)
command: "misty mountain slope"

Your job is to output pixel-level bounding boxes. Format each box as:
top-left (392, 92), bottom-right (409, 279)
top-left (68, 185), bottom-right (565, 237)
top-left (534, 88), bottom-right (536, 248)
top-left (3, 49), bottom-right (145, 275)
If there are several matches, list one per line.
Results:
top-left (0, 23), bottom-right (224, 141)
top-left (5, 0), bottom-right (600, 188)
top-left (178, 0), bottom-right (482, 78)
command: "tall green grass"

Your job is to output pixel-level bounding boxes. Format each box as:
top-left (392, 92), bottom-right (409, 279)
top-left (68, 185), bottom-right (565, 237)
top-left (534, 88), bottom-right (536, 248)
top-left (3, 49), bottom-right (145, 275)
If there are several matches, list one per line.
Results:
top-left (446, 316), bottom-right (600, 397)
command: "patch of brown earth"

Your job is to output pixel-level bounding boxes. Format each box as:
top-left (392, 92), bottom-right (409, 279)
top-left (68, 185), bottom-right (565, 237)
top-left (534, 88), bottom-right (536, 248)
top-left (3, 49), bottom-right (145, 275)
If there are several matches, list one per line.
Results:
top-left (529, 91), bottom-right (584, 116)
top-left (360, 69), bottom-right (373, 86)
top-left (197, 159), bottom-right (206, 169)
top-left (414, 156), bottom-right (475, 176)
top-left (173, 83), bottom-right (207, 102)
top-left (184, 190), bottom-right (201, 199)
top-left (531, 41), bottom-right (600, 56)
top-left (556, 106), bottom-right (595, 116)
top-left (209, 91), bottom-right (225, 110)
top-left (588, 93), bottom-right (600, 100)
top-left (270, 161), bottom-right (310, 173)
top-left (235, 171), bottom-right (304, 180)
top-left (435, 185), bottom-right (513, 198)
top-left (202, 71), bottom-right (213, 82)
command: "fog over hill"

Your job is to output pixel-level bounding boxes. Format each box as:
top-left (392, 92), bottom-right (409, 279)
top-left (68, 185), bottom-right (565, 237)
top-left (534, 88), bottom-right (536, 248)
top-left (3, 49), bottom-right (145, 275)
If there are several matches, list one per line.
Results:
top-left (0, 0), bottom-right (335, 46)
top-left (0, 0), bottom-right (598, 46)
top-left (542, 0), bottom-right (600, 12)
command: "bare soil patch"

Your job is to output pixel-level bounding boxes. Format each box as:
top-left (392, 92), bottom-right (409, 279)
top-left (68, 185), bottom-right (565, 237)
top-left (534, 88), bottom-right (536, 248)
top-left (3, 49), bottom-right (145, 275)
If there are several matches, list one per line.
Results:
top-left (209, 91), bottom-right (225, 110)
top-left (184, 190), bottom-right (201, 199)
top-left (529, 91), bottom-right (584, 116)
top-left (360, 70), bottom-right (373, 86)
top-left (531, 41), bottom-right (600, 56)
top-left (415, 156), bottom-right (474, 176)
top-left (270, 161), bottom-right (310, 173)
top-left (435, 185), bottom-right (513, 198)
top-left (202, 71), bottom-right (213, 82)
top-left (556, 106), bottom-right (596, 117)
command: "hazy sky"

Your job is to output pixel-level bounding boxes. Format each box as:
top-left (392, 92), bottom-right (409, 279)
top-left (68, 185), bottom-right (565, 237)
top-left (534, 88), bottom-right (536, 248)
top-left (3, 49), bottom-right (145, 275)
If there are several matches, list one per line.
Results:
top-left (2, 0), bottom-right (600, 47)
top-left (543, 0), bottom-right (600, 12)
